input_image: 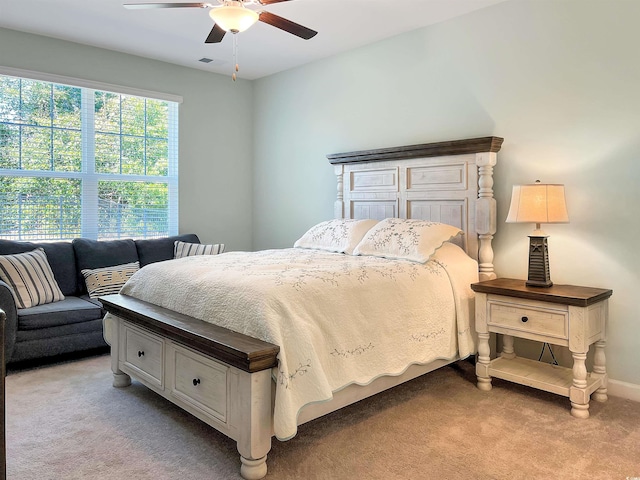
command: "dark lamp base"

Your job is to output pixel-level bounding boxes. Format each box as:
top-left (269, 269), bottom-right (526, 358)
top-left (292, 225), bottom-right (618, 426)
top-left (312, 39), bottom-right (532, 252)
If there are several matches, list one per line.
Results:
top-left (527, 235), bottom-right (553, 288)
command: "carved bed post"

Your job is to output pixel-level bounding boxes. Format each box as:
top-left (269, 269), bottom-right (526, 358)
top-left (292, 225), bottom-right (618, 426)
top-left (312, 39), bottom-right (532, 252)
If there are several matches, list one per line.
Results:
top-left (107, 315), bottom-right (132, 388)
top-left (334, 164), bottom-right (344, 219)
top-left (236, 369), bottom-right (273, 480)
top-left (475, 152), bottom-right (498, 281)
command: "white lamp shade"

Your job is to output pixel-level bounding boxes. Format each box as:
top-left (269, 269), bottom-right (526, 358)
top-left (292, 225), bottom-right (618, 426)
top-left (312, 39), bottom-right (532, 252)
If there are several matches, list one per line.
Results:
top-left (209, 5), bottom-right (259, 33)
top-left (506, 183), bottom-right (569, 224)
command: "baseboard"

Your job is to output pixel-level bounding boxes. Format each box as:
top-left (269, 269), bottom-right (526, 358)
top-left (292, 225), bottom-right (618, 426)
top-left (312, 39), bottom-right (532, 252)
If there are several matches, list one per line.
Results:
top-left (607, 379), bottom-right (640, 403)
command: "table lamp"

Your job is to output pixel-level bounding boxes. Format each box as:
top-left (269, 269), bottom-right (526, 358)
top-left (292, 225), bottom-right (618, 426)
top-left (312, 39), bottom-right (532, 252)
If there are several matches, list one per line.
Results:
top-left (506, 180), bottom-right (569, 287)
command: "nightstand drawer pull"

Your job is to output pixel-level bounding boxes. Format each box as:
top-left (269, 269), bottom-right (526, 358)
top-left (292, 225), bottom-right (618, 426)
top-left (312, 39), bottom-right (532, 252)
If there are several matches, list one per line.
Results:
top-left (521, 316), bottom-right (529, 323)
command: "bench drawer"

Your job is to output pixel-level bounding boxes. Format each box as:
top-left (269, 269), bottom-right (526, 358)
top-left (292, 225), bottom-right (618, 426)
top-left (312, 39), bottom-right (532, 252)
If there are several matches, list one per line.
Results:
top-left (169, 343), bottom-right (229, 423)
top-left (122, 322), bottom-right (164, 389)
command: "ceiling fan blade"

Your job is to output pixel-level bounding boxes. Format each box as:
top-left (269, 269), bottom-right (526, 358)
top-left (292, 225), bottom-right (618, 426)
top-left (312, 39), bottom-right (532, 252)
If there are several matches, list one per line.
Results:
top-left (258, 11), bottom-right (317, 40)
top-left (205, 23), bottom-right (226, 43)
top-left (256, 0), bottom-right (293, 5)
top-left (123, 3), bottom-right (210, 9)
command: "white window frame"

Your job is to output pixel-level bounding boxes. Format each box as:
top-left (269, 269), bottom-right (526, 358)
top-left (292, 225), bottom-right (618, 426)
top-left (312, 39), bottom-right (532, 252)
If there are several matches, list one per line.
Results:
top-left (0, 66), bottom-right (182, 240)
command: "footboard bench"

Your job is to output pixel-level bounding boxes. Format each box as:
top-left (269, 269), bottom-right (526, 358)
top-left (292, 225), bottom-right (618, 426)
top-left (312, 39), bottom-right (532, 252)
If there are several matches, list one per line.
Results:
top-left (101, 294), bottom-right (280, 480)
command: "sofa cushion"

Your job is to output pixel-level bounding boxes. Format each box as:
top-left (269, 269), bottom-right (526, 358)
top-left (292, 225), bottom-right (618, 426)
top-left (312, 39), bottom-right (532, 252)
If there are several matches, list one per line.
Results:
top-left (78, 294), bottom-right (104, 309)
top-left (0, 248), bottom-right (65, 309)
top-left (73, 238), bottom-right (139, 294)
top-left (17, 296), bottom-right (102, 330)
top-left (12, 318), bottom-right (107, 362)
top-left (15, 317), bottom-right (105, 343)
top-left (0, 239), bottom-right (78, 296)
top-left (135, 233), bottom-right (200, 267)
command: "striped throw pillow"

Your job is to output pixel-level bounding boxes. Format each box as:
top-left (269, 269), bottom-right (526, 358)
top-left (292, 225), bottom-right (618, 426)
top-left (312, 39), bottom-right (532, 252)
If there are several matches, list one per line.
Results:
top-left (0, 248), bottom-right (65, 309)
top-left (81, 261), bottom-right (140, 298)
top-left (174, 241), bottom-right (225, 259)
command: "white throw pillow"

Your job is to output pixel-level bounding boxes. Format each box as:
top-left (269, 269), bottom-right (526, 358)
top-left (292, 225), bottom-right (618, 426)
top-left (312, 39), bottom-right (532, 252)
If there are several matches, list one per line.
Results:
top-left (174, 241), bottom-right (225, 259)
top-left (81, 261), bottom-right (140, 298)
top-left (0, 248), bottom-right (65, 309)
top-left (294, 219), bottom-right (378, 255)
top-left (352, 218), bottom-right (462, 263)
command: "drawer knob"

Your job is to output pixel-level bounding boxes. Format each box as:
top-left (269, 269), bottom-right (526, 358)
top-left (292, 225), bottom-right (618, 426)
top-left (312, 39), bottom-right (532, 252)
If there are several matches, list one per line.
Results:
top-left (138, 350), bottom-right (145, 357)
top-left (193, 378), bottom-right (201, 386)
top-left (521, 316), bottom-right (529, 323)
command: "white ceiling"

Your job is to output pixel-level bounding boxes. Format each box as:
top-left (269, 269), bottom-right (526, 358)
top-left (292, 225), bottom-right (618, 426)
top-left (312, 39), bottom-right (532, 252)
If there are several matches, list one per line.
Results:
top-left (0, 0), bottom-right (507, 80)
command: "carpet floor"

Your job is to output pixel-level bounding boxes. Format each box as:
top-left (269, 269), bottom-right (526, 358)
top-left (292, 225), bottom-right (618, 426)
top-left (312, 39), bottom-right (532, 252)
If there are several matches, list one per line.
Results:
top-left (5, 354), bottom-right (640, 479)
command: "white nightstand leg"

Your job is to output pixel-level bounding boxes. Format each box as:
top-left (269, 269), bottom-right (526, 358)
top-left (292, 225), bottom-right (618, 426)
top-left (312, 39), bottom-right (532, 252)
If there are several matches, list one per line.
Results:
top-left (501, 334), bottom-right (516, 359)
top-left (476, 332), bottom-right (492, 391)
top-left (570, 352), bottom-right (590, 419)
top-left (592, 339), bottom-right (608, 403)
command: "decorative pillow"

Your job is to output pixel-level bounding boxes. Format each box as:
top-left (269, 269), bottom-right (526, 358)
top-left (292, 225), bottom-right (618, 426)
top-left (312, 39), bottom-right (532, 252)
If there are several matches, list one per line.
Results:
top-left (352, 218), bottom-right (463, 263)
top-left (0, 248), bottom-right (65, 309)
top-left (174, 241), bottom-right (225, 259)
top-left (294, 219), bottom-right (378, 255)
top-left (81, 261), bottom-right (140, 298)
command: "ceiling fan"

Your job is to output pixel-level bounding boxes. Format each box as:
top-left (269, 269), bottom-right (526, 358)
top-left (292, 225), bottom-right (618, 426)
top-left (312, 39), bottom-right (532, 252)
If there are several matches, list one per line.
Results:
top-left (124, 0), bottom-right (318, 44)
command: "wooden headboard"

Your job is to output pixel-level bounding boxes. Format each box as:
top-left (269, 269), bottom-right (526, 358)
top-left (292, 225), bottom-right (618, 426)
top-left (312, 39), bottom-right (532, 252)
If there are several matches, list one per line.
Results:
top-left (328, 136), bottom-right (503, 282)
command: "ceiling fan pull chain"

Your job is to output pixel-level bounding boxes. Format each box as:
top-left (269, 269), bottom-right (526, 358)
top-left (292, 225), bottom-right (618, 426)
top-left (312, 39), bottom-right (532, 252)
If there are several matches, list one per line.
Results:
top-left (232, 33), bottom-right (239, 81)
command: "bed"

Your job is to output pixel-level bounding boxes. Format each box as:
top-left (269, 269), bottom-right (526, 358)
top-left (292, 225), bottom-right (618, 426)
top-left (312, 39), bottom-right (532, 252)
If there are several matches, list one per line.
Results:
top-left (101, 136), bottom-right (503, 479)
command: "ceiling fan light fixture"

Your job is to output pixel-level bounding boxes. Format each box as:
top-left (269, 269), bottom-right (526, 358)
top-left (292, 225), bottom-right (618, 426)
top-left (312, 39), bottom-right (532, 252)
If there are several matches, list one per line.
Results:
top-left (209, 4), bottom-right (259, 33)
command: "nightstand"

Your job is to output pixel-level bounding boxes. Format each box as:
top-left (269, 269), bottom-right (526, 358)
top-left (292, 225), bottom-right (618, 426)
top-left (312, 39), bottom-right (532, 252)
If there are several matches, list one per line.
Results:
top-left (471, 278), bottom-right (613, 418)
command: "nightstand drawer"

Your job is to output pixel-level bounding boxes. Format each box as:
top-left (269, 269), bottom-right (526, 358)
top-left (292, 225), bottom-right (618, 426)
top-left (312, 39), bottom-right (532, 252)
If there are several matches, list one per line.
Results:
top-left (487, 300), bottom-right (568, 340)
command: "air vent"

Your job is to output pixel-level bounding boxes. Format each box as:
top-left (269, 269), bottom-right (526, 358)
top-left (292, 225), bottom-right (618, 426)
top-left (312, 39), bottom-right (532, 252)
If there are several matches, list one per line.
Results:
top-left (197, 57), bottom-right (227, 66)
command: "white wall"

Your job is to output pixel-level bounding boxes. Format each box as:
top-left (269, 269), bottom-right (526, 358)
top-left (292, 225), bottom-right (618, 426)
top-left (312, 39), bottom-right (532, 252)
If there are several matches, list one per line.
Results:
top-left (253, 0), bottom-right (640, 386)
top-left (0, 27), bottom-right (254, 251)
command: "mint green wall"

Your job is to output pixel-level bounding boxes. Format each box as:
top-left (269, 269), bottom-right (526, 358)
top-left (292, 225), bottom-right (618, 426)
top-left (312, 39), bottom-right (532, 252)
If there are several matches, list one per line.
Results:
top-left (0, 27), bottom-right (254, 251)
top-left (1, 1), bottom-right (639, 386)
top-left (253, 1), bottom-right (640, 385)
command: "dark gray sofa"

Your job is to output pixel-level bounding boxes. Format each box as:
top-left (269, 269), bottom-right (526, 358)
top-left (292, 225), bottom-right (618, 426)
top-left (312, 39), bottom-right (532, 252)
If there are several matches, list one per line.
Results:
top-left (0, 233), bottom-right (200, 365)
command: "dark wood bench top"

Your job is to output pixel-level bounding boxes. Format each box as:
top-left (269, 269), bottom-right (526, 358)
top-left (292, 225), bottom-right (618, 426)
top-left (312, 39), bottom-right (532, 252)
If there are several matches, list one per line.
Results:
top-left (101, 294), bottom-right (280, 373)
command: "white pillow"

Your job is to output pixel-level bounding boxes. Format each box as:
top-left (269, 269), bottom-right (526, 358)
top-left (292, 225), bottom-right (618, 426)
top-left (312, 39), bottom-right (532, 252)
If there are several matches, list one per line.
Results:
top-left (81, 261), bottom-right (140, 298)
top-left (352, 218), bottom-right (462, 263)
top-left (294, 219), bottom-right (378, 255)
top-left (0, 248), bottom-right (65, 309)
top-left (174, 241), bottom-right (225, 259)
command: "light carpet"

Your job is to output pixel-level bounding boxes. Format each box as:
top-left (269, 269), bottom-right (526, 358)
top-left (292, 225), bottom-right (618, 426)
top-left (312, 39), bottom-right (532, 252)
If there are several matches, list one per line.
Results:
top-left (6, 354), bottom-right (640, 479)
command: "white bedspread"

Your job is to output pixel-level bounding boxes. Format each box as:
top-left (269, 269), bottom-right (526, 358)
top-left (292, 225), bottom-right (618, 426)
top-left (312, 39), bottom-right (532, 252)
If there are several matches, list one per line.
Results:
top-left (105, 243), bottom-right (478, 440)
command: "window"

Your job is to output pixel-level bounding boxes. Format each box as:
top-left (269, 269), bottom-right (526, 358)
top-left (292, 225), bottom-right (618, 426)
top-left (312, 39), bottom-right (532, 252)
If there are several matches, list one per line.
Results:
top-left (0, 70), bottom-right (179, 241)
